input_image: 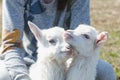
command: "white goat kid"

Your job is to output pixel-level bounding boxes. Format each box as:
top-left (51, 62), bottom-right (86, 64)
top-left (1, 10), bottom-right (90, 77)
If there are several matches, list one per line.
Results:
top-left (28, 21), bottom-right (73, 80)
top-left (64, 24), bottom-right (108, 80)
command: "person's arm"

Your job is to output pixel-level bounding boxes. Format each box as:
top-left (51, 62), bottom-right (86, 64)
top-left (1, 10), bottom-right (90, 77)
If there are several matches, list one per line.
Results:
top-left (70, 0), bottom-right (90, 29)
top-left (1, 0), bottom-right (25, 53)
top-left (1, 0), bottom-right (30, 80)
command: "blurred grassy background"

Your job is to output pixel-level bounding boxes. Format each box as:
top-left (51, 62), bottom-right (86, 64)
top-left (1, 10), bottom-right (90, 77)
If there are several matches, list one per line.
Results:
top-left (0, 0), bottom-right (120, 80)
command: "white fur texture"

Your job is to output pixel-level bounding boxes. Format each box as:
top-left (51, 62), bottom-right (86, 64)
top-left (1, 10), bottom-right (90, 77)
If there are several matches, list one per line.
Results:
top-left (28, 21), bottom-right (73, 80)
top-left (64, 24), bottom-right (108, 80)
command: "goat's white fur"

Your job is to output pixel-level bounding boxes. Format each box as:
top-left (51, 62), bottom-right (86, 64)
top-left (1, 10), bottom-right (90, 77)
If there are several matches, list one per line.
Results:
top-left (64, 24), bottom-right (108, 80)
top-left (28, 21), bottom-right (73, 80)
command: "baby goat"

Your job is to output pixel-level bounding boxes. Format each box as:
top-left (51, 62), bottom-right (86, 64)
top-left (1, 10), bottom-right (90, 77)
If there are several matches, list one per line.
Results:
top-left (28, 21), bottom-right (73, 80)
top-left (64, 24), bottom-right (108, 80)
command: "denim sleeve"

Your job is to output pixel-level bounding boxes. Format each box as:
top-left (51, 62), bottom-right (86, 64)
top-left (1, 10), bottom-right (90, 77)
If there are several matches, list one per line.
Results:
top-left (70, 0), bottom-right (90, 29)
top-left (3, 48), bottom-right (31, 80)
top-left (1, 0), bottom-right (30, 80)
top-left (2, 0), bottom-right (25, 35)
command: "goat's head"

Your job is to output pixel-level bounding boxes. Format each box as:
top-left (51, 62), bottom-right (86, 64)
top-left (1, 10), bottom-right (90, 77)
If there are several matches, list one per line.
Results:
top-left (28, 21), bottom-right (73, 63)
top-left (63, 24), bottom-right (108, 57)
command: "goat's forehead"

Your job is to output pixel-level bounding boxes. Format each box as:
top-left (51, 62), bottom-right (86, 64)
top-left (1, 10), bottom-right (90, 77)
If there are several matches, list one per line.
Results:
top-left (42, 27), bottom-right (64, 37)
top-left (75, 25), bottom-right (98, 35)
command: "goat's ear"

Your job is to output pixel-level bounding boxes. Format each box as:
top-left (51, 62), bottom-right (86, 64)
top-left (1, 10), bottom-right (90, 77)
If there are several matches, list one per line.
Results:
top-left (95, 32), bottom-right (108, 47)
top-left (28, 21), bottom-right (42, 41)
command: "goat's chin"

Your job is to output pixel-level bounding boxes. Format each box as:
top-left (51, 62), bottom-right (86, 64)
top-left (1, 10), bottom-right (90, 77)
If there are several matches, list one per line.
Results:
top-left (54, 53), bottom-right (71, 63)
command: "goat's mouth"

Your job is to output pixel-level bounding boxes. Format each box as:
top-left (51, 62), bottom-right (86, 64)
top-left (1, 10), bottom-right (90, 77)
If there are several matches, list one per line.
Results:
top-left (66, 45), bottom-right (73, 55)
top-left (61, 48), bottom-right (73, 56)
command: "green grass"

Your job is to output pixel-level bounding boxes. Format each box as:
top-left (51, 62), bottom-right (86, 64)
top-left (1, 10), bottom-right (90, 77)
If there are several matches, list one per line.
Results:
top-left (0, 0), bottom-right (120, 79)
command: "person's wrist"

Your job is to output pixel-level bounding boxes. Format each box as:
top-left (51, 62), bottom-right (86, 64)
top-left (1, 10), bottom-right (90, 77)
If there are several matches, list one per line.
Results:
top-left (0, 29), bottom-right (22, 54)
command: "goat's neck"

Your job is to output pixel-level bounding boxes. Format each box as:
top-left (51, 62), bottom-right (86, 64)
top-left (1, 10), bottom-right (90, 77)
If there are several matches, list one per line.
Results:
top-left (73, 52), bottom-right (99, 69)
top-left (37, 56), bottom-right (66, 69)
top-left (67, 52), bottom-right (99, 80)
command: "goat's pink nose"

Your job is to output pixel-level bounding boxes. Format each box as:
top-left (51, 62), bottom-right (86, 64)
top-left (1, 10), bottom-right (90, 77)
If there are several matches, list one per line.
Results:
top-left (63, 31), bottom-right (73, 40)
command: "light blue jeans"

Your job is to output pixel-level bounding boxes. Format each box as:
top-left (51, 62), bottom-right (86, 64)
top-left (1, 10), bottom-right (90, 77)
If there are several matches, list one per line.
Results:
top-left (0, 50), bottom-right (117, 80)
top-left (0, 60), bottom-right (11, 80)
top-left (0, 49), bottom-right (31, 80)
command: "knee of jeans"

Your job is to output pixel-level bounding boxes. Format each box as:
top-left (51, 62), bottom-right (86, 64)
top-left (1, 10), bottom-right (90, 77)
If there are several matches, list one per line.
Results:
top-left (0, 60), bottom-right (11, 80)
top-left (97, 60), bottom-right (115, 73)
top-left (96, 60), bottom-right (116, 80)
top-left (103, 63), bottom-right (116, 80)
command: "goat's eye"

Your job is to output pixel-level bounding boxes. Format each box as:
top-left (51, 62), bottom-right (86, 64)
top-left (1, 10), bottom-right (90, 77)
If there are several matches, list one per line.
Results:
top-left (49, 39), bottom-right (56, 44)
top-left (83, 34), bottom-right (90, 39)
